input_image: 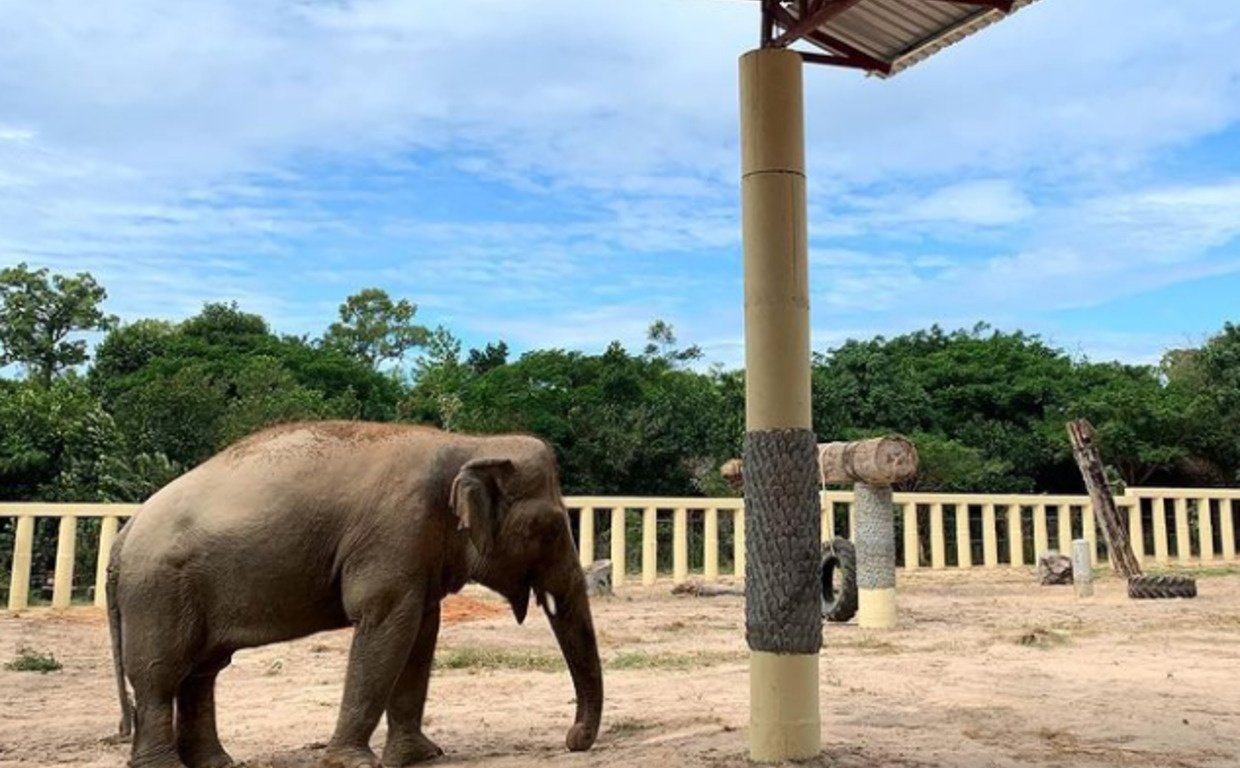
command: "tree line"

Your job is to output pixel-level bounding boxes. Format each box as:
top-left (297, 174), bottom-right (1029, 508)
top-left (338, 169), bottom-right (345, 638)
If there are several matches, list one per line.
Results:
top-left (3, 263), bottom-right (1239, 509)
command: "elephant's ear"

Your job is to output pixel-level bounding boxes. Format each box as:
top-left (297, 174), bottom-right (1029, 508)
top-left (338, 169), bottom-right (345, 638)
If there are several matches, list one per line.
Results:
top-left (449, 457), bottom-right (515, 556)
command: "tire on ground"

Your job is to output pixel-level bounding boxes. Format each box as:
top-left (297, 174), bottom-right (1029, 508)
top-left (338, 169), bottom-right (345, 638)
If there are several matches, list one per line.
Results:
top-left (821, 537), bottom-right (858, 622)
top-left (1127, 574), bottom-right (1197, 599)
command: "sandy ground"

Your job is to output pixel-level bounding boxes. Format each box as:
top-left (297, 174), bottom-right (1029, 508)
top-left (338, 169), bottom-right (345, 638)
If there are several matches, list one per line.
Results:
top-left (2, 569), bottom-right (1239, 768)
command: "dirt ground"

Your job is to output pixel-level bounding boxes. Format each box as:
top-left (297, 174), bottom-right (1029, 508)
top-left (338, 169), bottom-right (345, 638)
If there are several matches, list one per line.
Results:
top-left (3, 569), bottom-right (1239, 768)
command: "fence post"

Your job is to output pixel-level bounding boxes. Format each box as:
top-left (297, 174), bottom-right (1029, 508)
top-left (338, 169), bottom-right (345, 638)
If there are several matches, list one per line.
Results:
top-left (610, 508), bottom-right (626, 587)
top-left (930, 503), bottom-right (946, 570)
top-left (1152, 496), bottom-right (1170, 564)
top-left (820, 492), bottom-right (833, 541)
top-left (94, 516), bottom-right (120, 609)
top-left (7, 516), bottom-right (35, 612)
top-left (902, 503), bottom-right (919, 570)
top-left (1198, 497), bottom-right (1214, 562)
top-left (1174, 498), bottom-right (1191, 563)
top-left (734, 509), bottom-right (746, 578)
top-left (1007, 504), bottom-right (1023, 567)
top-left (1221, 499), bottom-right (1236, 562)
top-left (955, 504), bottom-right (972, 568)
top-left (1125, 498), bottom-right (1144, 565)
top-left (673, 508), bottom-right (688, 584)
top-left (1082, 502), bottom-right (1097, 567)
top-left (641, 507), bottom-right (657, 586)
top-left (578, 507), bottom-right (595, 568)
top-left (1057, 505), bottom-right (1073, 555)
top-left (982, 503), bottom-right (998, 568)
top-left (52, 516), bottom-right (78, 609)
top-left (704, 508), bottom-right (719, 581)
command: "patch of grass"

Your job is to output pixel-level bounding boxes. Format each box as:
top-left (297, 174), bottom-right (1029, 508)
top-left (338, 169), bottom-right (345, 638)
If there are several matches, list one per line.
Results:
top-left (607, 718), bottom-right (654, 737)
top-left (434, 648), bottom-right (565, 673)
top-left (5, 646), bottom-right (63, 673)
top-left (1016, 627), bottom-right (1070, 649)
top-left (828, 635), bottom-right (900, 655)
top-left (608, 650), bottom-right (745, 670)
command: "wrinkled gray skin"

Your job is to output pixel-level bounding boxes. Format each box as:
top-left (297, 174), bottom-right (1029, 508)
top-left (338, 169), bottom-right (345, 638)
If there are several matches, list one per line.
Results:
top-left (106, 421), bottom-right (603, 768)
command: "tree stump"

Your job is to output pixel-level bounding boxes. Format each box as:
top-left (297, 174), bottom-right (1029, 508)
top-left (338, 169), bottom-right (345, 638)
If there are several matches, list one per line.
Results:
top-left (818, 437), bottom-right (919, 486)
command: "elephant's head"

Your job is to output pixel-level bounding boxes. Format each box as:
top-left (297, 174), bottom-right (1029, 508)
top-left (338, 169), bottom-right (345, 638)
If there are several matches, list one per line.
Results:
top-left (449, 439), bottom-right (602, 752)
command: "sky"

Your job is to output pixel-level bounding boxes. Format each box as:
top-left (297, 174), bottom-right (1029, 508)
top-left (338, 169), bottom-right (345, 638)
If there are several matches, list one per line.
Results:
top-left (2, 0), bottom-right (1239, 369)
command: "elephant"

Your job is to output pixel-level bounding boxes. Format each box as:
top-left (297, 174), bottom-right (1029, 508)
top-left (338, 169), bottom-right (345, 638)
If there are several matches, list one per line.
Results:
top-left (105, 421), bottom-right (603, 768)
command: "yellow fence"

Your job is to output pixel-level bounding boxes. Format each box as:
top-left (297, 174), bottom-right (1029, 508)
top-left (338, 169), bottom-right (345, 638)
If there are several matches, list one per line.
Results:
top-left (3, 489), bottom-right (1238, 611)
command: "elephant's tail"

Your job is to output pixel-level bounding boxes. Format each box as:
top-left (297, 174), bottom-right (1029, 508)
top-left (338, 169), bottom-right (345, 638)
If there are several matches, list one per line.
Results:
top-left (106, 523), bottom-right (134, 739)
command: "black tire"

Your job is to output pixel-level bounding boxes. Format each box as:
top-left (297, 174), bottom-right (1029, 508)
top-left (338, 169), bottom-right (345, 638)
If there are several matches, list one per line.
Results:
top-left (1127, 574), bottom-right (1197, 600)
top-left (821, 537), bottom-right (858, 622)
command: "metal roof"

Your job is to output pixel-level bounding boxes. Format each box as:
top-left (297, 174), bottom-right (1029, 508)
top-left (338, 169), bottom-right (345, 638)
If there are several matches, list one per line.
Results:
top-left (759, 0), bottom-right (1041, 77)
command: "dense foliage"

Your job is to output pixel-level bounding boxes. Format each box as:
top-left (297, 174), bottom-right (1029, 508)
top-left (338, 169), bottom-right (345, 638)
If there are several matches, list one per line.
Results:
top-left (1, 269), bottom-right (1238, 507)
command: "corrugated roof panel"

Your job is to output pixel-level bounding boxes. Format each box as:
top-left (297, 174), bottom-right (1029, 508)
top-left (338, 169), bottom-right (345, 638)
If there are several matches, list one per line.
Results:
top-left (777, 0), bottom-right (1041, 77)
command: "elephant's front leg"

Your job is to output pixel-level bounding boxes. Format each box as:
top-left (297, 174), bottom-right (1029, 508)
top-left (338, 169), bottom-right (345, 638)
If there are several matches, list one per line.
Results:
top-left (324, 587), bottom-right (426, 768)
top-left (382, 602), bottom-right (443, 766)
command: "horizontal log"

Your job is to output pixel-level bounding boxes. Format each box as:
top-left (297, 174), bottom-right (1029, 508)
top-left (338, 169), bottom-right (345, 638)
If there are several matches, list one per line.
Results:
top-left (819, 437), bottom-right (919, 486)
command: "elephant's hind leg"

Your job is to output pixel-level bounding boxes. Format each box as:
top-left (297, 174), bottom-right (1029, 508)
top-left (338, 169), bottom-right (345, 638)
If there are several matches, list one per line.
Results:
top-left (382, 603), bottom-right (443, 766)
top-left (128, 665), bottom-right (189, 768)
top-left (177, 657), bottom-right (235, 768)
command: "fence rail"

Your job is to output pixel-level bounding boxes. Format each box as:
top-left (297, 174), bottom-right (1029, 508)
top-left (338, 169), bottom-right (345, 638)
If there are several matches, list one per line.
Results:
top-left (3, 488), bottom-right (1238, 611)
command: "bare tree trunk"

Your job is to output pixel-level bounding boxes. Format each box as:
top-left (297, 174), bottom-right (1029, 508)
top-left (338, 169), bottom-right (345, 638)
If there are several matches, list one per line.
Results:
top-left (1066, 419), bottom-right (1142, 579)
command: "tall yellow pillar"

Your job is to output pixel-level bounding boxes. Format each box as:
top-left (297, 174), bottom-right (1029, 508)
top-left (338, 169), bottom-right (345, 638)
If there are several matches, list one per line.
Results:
top-left (740, 47), bottom-right (821, 763)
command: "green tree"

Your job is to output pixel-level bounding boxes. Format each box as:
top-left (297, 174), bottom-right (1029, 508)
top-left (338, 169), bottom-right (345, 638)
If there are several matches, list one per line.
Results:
top-left (322, 288), bottom-right (428, 369)
top-left (0, 263), bottom-right (116, 386)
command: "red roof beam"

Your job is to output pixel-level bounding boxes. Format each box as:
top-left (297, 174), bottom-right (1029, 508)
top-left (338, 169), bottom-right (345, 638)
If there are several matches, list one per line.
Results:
top-left (924, 0), bottom-right (1016, 13)
top-left (770, 0), bottom-right (868, 47)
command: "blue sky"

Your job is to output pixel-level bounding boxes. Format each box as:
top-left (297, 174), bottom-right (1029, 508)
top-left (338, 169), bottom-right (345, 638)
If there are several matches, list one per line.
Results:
top-left (2, 0), bottom-right (1239, 369)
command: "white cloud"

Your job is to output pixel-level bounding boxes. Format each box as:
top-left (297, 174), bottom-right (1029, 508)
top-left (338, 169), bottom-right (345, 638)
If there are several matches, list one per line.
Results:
top-left (0, 0), bottom-right (1238, 364)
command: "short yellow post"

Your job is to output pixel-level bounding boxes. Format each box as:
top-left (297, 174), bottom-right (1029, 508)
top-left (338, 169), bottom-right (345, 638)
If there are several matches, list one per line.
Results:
top-left (704, 508), bottom-right (719, 580)
top-left (642, 507), bottom-right (658, 586)
top-left (52, 516), bottom-right (78, 609)
top-left (610, 508), bottom-right (626, 587)
top-left (981, 504), bottom-right (998, 568)
top-left (820, 492), bottom-right (833, 541)
top-left (1174, 498), bottom-right (1191, 563)
top-left (930, 503), bottom-right (946, 569)
top-left (955, 505), bottom-right (972, 568)
top-left (740, 47), bottom-right (820, 762)
top-left (1007, 504), bottom-right (1024, 567)
top-left (1152, 497), bottom-right (1170, 564)
top-left (847, 502), bottom-right (856, 540)
top-left (673, 508), bottom-right (689, 584)
top-left (7, 516), bottom-right (35, 612)
top-left (1198, 498), bottom-right (1214, 562)
top-left (578, 507), bottom-right (595, 568)
top-left (902, 504), bottom-right (919, 570)
top-left (95, 516), bottom-right (120, 609)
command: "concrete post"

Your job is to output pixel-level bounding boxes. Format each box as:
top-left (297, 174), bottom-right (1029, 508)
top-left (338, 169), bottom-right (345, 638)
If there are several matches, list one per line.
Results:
top-left (610, 507), bottom-right (626, 587)
top-left (94, 516), bottom-right (120, 609)
top-left (52, 516), bottom-right (77, 609)
top-left (855, 483), bottom-right (897, 629)
top-left (739, 47), bottom-right (821, 763)
top-left (7, 516), bottom-right (35, 611)
top-left (1072, 538), bottom-right (1093, 598)
top-left (578, 507), bottom-right (595, 568)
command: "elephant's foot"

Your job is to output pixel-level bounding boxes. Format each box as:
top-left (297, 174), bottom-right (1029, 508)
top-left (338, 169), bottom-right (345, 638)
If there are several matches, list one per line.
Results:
top-left (319, 744), bottom-right (381, 768)
top-left (382, 731), bottom-right (444, 766)
top-left (181, 745), bottom-right (236, 768)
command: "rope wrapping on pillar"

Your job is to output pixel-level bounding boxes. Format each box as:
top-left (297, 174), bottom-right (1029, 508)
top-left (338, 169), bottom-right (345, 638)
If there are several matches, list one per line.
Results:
top-left (854, 482), bottom-right (896, 590)
top-left (744, 428), bottom-right (822, 655)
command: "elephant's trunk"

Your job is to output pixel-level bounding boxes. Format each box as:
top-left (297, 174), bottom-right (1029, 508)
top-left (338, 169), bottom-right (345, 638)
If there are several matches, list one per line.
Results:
top-left (539, 555), bottom-right (603, 752)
